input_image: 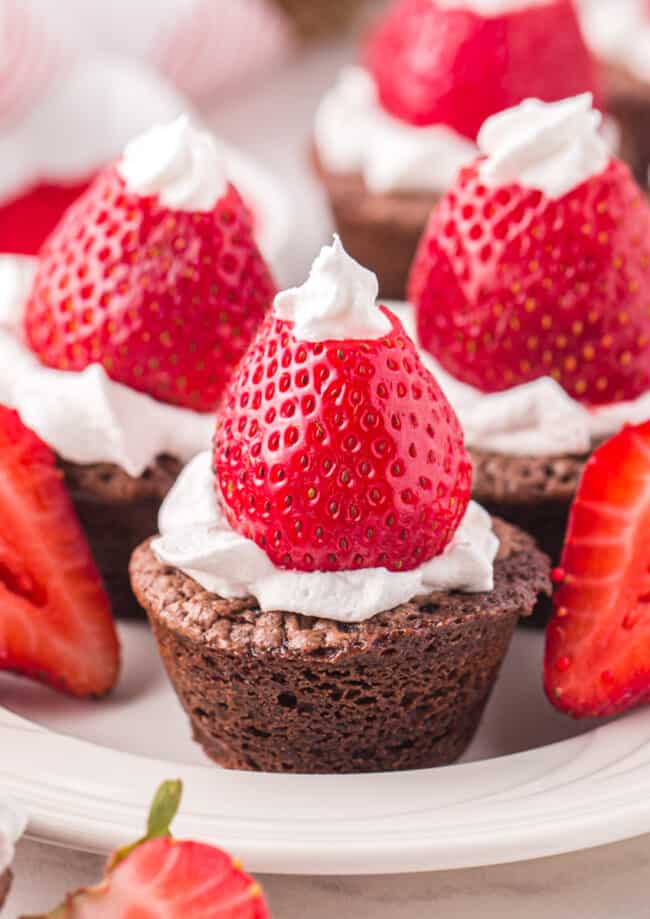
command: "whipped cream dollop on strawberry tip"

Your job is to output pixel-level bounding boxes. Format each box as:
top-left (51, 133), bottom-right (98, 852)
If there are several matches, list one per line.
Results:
top-left (118, 114), bottom-right (227, 212)
top-left (273, 237), bottom-right (392, 342)
top-left (0, 797), bottom-right (26, 876)
top-left (434, 0), bottom-right (555, 12)
top-left (477, 94), bottom-right (609, 199)
top-left (153, 452), bottom-right (498, 623)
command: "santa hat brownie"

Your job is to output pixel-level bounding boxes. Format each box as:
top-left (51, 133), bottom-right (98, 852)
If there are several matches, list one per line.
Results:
top-left (0, 115), bottom-right (276, 618)
top-left (409, 92), bottom-right (650, 603)
top-left (313, 0), bottom-right (610, 300)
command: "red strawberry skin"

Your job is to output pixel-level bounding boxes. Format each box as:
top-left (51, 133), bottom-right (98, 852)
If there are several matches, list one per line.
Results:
top-left (213, 307), bottom-right (472, 573)
top-left (23, 166), bottom-right (276, 413)
top-left (0, 406), bottom-right (119, 697)
top-left (34, 838), bottom-right (269, 918)
top-left (364, 0), bottom-right (602, 138)
top-left (0, 177), bottom-right (93, 255)
top-left (410, 158), bottom-right (650, 406)
top-left (545, 421), bottom-right (650, 718)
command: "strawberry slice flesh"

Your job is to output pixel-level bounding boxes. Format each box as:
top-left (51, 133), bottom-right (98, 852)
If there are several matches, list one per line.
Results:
top-left (0, 407), bottom-right (119, 697)
top-left (545, 421), bottom-right (650, 717)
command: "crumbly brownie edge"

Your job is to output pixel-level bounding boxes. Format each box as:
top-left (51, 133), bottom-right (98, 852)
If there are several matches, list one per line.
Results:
top-left (60, 454), bottom-right (182, 618)
top-left (130, 520), bottom-right (550, 773)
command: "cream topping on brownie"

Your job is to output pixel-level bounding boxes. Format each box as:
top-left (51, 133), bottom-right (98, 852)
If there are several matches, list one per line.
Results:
top-left (314, 67), bottom-right (477, 194)
top-left (478, 94), bottom-right (609, 199)
top-left (577, 0), bottom-right (650, 85)
top-left (118, 115), bottom-right (227, 211)
top-left (153, 452), bottom-right (498, 623)
top-left (395, 303), bottom-right (650, 456)
top-left (0, 797), bottom-right (26, 876)
top-left (0, 256), bottom-right (213, 477)
top-left (274, 236), bottom-right (391, 340)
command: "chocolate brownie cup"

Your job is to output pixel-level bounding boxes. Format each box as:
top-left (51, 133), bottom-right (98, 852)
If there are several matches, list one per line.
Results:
top-left (273, 0), bottom-right (378, 38)
top-left (131, 518), bottom-right (549, 774)
top-left (0, 868), bottom-right (10, 910)
top-left (60, 454), bottom-right (182, 619)
top-left (313, 151), bottom-right (441, 301)
top-left (600, 63), bottom-right (650, 186)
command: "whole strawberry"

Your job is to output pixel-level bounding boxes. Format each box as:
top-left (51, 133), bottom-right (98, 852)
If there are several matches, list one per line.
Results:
top-left (410, 99), bottom-right (650, 407)
top-left (214, 238), bottom-right (472, 573)
top-left (364, 0), bottom-right (602, 138)
top-left (24, 780), bottom-right (270, 919)
top-left (23, 117), bottom-right (276, 413)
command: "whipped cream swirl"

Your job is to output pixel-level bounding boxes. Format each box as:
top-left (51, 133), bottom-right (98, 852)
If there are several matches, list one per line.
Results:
top-left (274, 236), bottom-right (391, 340)
top-left (577, 0), bottom-right (650, 85)
top-left (478, 94), bottom-right (609, 199)
top-left (0, 256), bottom-right (213, 477)
top-left (394, 303), bottom-right (650, 456)
top-left (153, 453), bottom-right (499, 623)
top-left (118, 115), bottom-right (227, 211)
top-left (0, 796), bottom-right (25, 876)
top-left (314, 67), bottom-right (477, 195)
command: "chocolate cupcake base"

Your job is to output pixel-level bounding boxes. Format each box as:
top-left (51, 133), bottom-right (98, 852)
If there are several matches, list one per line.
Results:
top-left (130, 519), bottom-right (550, 774)
top-left (470, 449), bottom-right (587, 626)
top-left (61, 455), bottom-right (181, 619)
top-left (273, 0), bottom-right (378, 38)
top-left (314, 151), bottom-right (440, 300)
top-left (0, 869), bottom-right (11, 910)
top-left (602, 61), bottom-right (650, 185)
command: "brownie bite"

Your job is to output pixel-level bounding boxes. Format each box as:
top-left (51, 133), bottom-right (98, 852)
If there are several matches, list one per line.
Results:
top-left (60, 455), bottom-right (182, 619)
top-left (131, 519), bottom-right (549, 773)
top-left (0, 869), bottom-right (11, 910)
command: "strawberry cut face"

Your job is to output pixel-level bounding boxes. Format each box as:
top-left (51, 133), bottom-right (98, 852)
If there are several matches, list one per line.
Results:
top-left (23, 166), bottom-right (276, 413)
top-left (410, 158), bottom-right (650, 406)
top-left (213, 307), bottom-right (472, 574)
top-left (545, 421), bottom-right (650, 718)
top-left (364, 0), bottom-right (602, 138)
top-left (0, 406), bottom-right (119, 697)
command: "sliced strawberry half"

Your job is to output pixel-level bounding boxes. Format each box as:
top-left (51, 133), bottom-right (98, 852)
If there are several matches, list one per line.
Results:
top-left (545, 420), bottom-right (650, 718)
top-left (27, 781), bottom-right (271, 919)
top-left (0, 406), bottom-right (119, 697)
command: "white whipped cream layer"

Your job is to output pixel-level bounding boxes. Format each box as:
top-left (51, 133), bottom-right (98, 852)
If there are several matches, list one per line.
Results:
top-left (578, 0), bottom-right (650, 84)
top-left (314, 67), bottom-right (478, 195)
top-left (394, 303), bottom-right (650, 456)
top-left (153, 452), bottom-right (499, 623)
top-left (478, 94), bottom-right (609, 199)
top-left (0, 797), bottom-right (25, 876)
top-left (118, 115), bottom-right (227, 212)
top-left (0, 257), bottom-right (213, 477)
top-left (274, 236), bottom-right (391, 341)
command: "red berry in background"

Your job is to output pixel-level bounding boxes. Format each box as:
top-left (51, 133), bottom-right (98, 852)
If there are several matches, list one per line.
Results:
top-left (410, 158), bottom-right (650, 406)
top-left (0, 177), bottom-right (93, 255)
top-left (23, 165), bottom-right (276, 413)
top-left (213, 307), bottom-right (472, 574)
top-left (0, 406), bottom-right (119, 698)
top-left (545, 420), bottom-right (650, 718)
top-left (32, 780), bottom-right (271, 918)
top-left (365, 0), bottom-right (603, 139)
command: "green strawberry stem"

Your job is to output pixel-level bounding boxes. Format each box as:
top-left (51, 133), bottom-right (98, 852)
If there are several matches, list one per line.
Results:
top-left (108, 779), bottom-right (183, 870)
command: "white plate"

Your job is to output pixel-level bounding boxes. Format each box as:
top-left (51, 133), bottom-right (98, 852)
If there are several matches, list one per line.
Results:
top-left (2, 620), bottom-right (650, 875)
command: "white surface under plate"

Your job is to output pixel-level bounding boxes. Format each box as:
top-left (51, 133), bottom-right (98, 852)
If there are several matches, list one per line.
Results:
top-left (2, 620), bottom-right (650, 875)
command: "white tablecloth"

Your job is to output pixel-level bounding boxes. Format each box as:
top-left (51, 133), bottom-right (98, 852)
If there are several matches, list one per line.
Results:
top-left (6, 835), bottom-right (650, 917)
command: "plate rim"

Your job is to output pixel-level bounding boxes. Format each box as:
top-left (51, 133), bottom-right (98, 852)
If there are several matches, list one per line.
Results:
top-left (3, 704), bottom-right (650, 875)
